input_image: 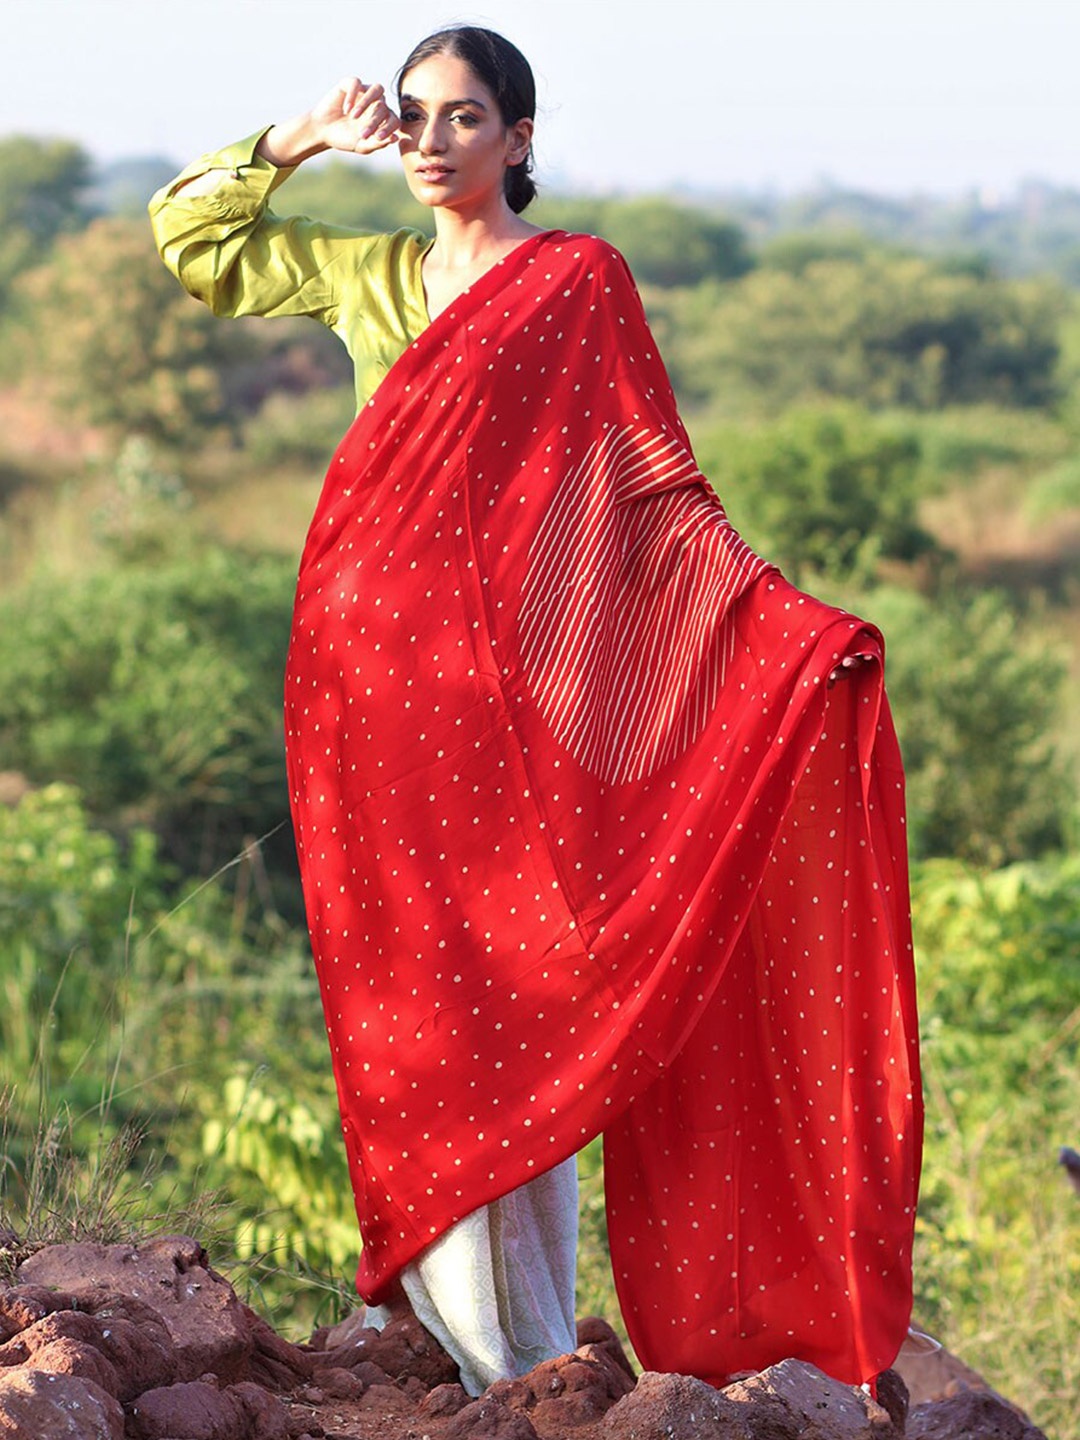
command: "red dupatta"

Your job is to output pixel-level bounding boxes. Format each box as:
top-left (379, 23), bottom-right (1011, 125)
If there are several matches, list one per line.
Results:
top-left (284, 231), bottom-right (921, 1386)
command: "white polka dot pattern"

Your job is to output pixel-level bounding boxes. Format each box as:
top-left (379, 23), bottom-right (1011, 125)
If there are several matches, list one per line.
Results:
top-left (283, 232), bottom-right (921, 1390)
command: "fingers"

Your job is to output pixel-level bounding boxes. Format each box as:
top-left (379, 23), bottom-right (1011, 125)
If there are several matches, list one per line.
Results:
top-left (827, 652), bottom-right (873, 687)
top-left (345, 80), bottom-right (382, 118)
top-left (319, 76), bottom-right (403, 154)
top-left (347, 81), bottom-right (388, 130)
top-left (346, 80), bottom-right (401, 149)
top-left (337, 76), bottom-right (365, 115)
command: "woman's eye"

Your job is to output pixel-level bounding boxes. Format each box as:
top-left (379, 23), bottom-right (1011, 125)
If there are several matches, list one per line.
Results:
top-left (451, 112), bottom-right (479, 127)
top-left (400, 109), bottom-right (422, 123)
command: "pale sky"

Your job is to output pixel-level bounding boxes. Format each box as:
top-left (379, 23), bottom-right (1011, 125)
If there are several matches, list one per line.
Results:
top-left (4, 0), bottom-right (1080, 197)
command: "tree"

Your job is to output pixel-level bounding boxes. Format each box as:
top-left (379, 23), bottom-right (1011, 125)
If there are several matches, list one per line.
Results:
top-left (694, 405), bottom-right (936, 585)
top-left (0, 135), bottom-right (91, 302)
top-left (599, 199), bottom-right (752, 287)
top-left (14, 217), bottom-right (248, 443)
top-left (663, 251), bottom-right (1062, 415)
top-left (861, 586), bottom-right (1070, 864)
top-left (0, 547), bottom-right (297, 875)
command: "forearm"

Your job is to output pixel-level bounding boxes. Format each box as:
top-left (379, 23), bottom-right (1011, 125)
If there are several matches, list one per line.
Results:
top-left (148, 131), bottom-right (331, 321)
top-left (256, 113), bottom-right (329, 168)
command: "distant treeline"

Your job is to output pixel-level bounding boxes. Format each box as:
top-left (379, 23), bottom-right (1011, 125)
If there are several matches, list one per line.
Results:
top-left (92, 143), bottom-right (1080, 287)
top-left (0, 134), bottom-right (1068, 449)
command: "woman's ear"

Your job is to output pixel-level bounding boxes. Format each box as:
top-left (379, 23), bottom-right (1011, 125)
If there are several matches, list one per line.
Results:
top-left (506, 116), bottom-right (534, 165)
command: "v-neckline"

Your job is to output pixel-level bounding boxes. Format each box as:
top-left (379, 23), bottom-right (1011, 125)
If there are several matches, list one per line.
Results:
top-left (416, 229), bottom-right (557, 325)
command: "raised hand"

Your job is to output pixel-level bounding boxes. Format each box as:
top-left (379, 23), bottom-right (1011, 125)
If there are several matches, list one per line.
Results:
top-left (311, 77), bottom-right (404, 155)
top-left (256, 78), bottom-right (404, 168)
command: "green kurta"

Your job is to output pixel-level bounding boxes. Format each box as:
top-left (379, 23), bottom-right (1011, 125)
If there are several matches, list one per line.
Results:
top-left (148, 130), bottom-right (432, 409)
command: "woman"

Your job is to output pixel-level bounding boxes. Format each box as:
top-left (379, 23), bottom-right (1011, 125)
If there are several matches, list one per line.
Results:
top-left (150, 25), bottom-right (921, 1398)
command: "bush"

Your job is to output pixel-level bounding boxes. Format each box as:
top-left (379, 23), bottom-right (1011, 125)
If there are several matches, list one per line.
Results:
top-left (0, 547), bottom-right (297, 875)
top-left (862, 586), bottom-right (1071, 864)
top-left (696, 405), bottom-right (935, 585)
top-left (911, 854), bottom-right (1080, 1430)
top-left (243, 385), bottom-right (355, 466)
top-left (12, 217), bottom-right (248, 444)
top-left (663, 251), bottom-right (1061, 415)
top-left (0, 783), bottom-right (162, 1088)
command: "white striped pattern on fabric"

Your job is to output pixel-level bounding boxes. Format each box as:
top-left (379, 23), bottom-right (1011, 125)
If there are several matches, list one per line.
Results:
top-left (518, 424), bottom-right (769, 785)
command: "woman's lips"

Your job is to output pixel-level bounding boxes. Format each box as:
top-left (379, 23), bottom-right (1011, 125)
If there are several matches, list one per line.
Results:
top-left (417, 166), bottom-right (454, 180)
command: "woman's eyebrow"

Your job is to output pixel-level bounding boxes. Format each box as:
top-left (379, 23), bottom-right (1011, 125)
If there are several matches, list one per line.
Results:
top-left (399, 92), bottom-right (489, 110)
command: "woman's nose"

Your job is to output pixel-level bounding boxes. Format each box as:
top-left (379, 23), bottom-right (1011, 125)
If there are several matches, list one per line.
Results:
top-left (419, 117), bottom-right (446, 154)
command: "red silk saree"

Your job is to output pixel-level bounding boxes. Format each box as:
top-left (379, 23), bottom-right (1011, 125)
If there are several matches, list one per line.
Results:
top-left (284, 231), bottom-right (922, 1386)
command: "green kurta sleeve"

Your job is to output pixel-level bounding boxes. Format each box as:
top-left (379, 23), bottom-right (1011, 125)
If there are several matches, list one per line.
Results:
top-left (148, 131), bottom-right (431, 409)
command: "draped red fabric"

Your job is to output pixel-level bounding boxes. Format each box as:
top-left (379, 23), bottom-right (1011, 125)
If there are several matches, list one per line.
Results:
top-left (284, 231), bottom-right (921, 1386)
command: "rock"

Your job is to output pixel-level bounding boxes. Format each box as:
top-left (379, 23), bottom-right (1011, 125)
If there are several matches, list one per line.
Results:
top-left (126, 1379), bottom-right (228, 1440)
top-left (231, 1380), bottom-right (292, 1440)
top-left (354, 1358), bottom-right (397, 1386)
top-left (488, 1348), bottom-right (636, 1433)
top-left (400, 1372), bottom-right (429, 1401)
top-left (309, 1305), bottom-right (372, 1351)
top-left (577, 1342), bottom-right (640, 1397)
top-left (243, 1308), bottom-right (311, 1391)
top-left (894, 1333), bottom-right (1044, 1430)
top-left (0, 1284), bottom-right (77, 1343)
top-left (907, 1390), bottom-right (1049, 1440)
top-left (603, 1370), bottom-right (751, 1439)
top-left (77, 1290), bottom-right (177, 1396)
top-left (446, 1396), bottom-right (542, 1438)
top-left (317, 1310), bottom-right (459, 1388)
top-left (355, 1381), bottom-right (422, 1423)
top-left (312, 1365), bottom-right (365, 1399)
top-left (422, 1381), bottom-right (472, 1416)
top-left (18, 1236), bottom-right (252, 1384)
top-left (893, 1330), bottom-right (985, 1403)
top-left (894, 1333), bottom-right (1011, 1406)
top-left (0, 1311), bottom-right (120, 1397)
top-left (0, 1368), bottom-right (124, 1439)
top-left (576, 1316), bottom-right (637, 1380)
top-left (23, 1339), bottom-right (120, 1400)
top-left (723, 1359), bottom-right (897, 1438)
top-left (875, 1369), bottom-right (910, 1434)
top-left (0, 1297), bottom-right (175, 1403)
top-left (126, 1378), bottom-right (289, 1440)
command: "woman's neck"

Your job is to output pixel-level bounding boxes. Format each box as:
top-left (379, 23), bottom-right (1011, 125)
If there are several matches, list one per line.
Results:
top-left (428, 199), bottom-right (541, 271)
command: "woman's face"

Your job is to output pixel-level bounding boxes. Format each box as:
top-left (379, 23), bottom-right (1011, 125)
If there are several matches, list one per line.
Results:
top-left (397, 52), bottom-right (532, 213)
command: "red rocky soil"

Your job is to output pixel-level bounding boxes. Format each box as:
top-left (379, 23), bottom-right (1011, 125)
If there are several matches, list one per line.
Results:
top-left (0, 1235), bottom-right (1047, 1440)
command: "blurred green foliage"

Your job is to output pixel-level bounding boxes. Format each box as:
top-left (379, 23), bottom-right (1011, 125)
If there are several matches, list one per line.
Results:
top-left (202, 1073), bottom-right (359, 1278)
top-left (242, 384), bottom-right (356, 466)
top-left (911, 857), bottom-right (1080, 1426)
top-left (862, 587), bottom-right (1070, 866)
top-left (0, 546), bottom-right (297, 875)
top-left (12, 217), bottom-right (249, 443)
top-left (0, 783), bottom-right (160, 1099)
top-left (531, 193), bottom-right (753, 286)
top-left (697, 405), bottom-right (934, 584)
top-left (653, 253), bottom-right (1061, 415)
top-left (0, 135), bottom-right (91, 312)
top-left (271, 159), bottom-right (428, 236)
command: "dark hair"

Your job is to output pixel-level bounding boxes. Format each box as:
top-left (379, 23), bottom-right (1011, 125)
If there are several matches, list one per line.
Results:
top-left (397, 26), bottom-right (538, 214)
